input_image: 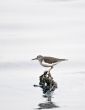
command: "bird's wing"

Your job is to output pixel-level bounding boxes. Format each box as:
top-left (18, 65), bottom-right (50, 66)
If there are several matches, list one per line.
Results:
top-left (43, 57), bottom-right (58, 64)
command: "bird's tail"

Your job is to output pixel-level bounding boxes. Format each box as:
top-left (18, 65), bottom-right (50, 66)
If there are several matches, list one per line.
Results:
top-left (58, 58), bottom-right (68, 62)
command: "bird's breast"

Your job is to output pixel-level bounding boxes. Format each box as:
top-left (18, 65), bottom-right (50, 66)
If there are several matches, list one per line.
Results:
top-left (40, 60), bottom-right (57, 67)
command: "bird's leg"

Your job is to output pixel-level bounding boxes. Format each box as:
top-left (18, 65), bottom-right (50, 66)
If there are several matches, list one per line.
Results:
top-left (48, 66), bottom-right (53, 78)
top-left (48, 66), bottom-right (53, 72)
top-left (49, 66), bottom-right (53, 71)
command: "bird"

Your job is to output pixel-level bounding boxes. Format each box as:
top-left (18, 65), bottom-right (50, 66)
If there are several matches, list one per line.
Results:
top-left (32, 55), bottom-right (67, 71)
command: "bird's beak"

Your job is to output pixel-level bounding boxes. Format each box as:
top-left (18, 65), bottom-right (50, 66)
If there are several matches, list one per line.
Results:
top-left (32, 57), bottom-right (37, 60)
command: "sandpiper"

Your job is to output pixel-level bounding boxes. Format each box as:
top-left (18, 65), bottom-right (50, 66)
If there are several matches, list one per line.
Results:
top-left (32, 55), bottom-right (67, 71)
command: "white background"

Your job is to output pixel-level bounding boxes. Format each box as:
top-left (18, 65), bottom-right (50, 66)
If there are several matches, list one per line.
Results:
top-left (0, 0), bottom-right (85, 110)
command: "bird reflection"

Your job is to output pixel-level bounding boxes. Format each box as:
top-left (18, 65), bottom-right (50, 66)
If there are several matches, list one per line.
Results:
top-left (37, 101), bottom-right (59, 109)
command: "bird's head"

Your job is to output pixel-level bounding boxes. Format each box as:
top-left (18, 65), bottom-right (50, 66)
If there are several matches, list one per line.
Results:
top-left (32, 55), bottom-right (43, 61)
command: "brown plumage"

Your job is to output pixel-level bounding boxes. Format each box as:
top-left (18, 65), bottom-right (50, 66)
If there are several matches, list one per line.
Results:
top-left (43, 56), bottom-right (66, 64)
top-left (32, 55), bottom-right (67, 71)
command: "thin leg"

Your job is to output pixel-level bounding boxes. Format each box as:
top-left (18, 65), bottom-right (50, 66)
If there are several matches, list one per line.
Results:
top-left (48, 66), bottom-right (53, 72)
top-left (48, 66), bottom-right (53, 79)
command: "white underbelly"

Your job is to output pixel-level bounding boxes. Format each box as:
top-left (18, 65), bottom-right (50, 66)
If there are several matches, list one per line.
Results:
top-left (40, 61), bottom-right (57, 67)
